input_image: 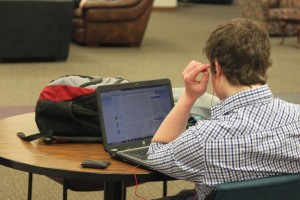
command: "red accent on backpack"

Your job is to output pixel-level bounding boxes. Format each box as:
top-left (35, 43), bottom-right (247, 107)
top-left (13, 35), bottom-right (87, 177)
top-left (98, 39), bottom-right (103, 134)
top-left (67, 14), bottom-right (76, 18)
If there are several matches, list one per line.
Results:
top-left (39, 85), bottom-right (96, 102)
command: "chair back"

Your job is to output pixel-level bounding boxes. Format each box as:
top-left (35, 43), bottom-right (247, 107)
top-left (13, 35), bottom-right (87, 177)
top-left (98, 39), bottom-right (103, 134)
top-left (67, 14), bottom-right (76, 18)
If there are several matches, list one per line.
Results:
top-left (206, 174), bottom-right (300, 200)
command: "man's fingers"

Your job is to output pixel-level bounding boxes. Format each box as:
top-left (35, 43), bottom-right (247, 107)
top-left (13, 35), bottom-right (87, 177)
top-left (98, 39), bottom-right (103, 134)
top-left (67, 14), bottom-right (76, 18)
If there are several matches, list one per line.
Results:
top-left (182, 61), bottom-right (210, 76)
top-left (199, 70), bottom-right (209, 87)
top-left (183, 64), bottom-right (210, 82)
top-left (182, 60), bottom-right (201, 75)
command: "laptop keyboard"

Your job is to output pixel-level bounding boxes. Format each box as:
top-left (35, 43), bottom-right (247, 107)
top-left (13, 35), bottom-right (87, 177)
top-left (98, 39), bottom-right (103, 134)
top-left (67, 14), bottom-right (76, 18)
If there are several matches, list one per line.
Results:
top-left (123, 148), bottom-right (148, 160)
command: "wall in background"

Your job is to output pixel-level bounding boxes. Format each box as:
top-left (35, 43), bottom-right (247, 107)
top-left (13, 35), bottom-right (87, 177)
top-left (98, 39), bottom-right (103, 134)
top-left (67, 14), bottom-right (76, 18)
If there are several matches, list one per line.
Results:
top-left (154, 0), bottom-right (177, 9)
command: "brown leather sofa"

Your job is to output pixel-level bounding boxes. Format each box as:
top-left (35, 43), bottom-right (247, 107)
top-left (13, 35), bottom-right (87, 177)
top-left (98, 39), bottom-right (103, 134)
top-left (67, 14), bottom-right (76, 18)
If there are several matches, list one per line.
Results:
top-left (72, 0), bottom-right (154, 47)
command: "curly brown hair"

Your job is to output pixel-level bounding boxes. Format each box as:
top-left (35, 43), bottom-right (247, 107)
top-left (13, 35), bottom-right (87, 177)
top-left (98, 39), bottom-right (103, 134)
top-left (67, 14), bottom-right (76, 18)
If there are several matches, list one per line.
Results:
top-left (203, 18), bottom-right (272, 86)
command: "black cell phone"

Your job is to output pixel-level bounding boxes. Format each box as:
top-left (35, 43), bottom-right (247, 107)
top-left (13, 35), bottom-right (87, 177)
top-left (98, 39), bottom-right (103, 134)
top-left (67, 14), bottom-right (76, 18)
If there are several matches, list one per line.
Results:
top-left (80, 160), bottom-right (110, 169)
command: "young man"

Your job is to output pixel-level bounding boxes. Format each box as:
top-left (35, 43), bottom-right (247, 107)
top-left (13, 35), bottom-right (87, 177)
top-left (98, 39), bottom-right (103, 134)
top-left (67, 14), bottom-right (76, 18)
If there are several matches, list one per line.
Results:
top-left (147, 18), bottom-right (300, 200)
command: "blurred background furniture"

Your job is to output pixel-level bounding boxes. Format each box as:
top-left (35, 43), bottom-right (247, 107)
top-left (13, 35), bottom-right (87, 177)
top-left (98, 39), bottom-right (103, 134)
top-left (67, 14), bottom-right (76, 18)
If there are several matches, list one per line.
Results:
top-left (72, 0), bottom-right (154, 47)
top-left (191, 0), bottom-right (233, 4)
top-left (298, 25), bottom-right (300, 47)
top-left (239, 0), bottom-right (300, 36)
top-left (0, 0), bottom-right (73, 61)
top-left (278, 13), bottom-right (300, 47)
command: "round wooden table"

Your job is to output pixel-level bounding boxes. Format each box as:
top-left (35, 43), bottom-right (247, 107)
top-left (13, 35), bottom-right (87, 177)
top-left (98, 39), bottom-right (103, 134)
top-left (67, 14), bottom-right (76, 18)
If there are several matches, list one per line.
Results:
top-left (0, 113), bottom-right (171, 200)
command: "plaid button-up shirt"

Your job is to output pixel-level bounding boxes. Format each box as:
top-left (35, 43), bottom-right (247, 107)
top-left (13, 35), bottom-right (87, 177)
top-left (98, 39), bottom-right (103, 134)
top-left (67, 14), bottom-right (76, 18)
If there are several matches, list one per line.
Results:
top-left (148, 85), bottom-right (300, 200)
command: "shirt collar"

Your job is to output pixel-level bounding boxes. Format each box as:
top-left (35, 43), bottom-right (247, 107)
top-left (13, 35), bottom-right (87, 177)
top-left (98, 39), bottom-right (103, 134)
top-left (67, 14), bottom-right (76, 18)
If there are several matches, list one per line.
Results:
top-left (211, 85), bottom-right (274, 118)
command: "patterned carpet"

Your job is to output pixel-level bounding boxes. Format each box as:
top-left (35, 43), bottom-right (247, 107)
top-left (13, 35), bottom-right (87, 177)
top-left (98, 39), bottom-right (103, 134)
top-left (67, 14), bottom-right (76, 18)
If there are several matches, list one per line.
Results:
top-left (0, 165), bottom-right (194, 200)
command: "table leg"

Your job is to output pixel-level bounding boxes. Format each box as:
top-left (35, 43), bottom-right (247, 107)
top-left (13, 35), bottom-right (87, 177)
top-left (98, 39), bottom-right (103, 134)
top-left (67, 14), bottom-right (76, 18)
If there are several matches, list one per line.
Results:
top-left (63, 179), bottom-right (68, 200)
top-left (27, 172), bottom-right (32, 200)
top-left (104, 182), bottom-right (126, 200)
top-left (163, 181), bottom-right (167, 197)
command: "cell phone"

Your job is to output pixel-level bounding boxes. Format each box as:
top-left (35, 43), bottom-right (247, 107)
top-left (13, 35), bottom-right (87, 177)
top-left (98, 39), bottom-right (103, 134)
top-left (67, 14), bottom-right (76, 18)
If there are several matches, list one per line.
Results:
top-left (80, 160), bottom-right (110, 169)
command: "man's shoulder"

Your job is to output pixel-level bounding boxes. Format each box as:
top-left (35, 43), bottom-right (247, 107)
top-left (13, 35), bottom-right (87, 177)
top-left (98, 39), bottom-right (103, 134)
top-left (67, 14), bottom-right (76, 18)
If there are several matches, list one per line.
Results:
top-left (196, 98), bottom-right (300, 141)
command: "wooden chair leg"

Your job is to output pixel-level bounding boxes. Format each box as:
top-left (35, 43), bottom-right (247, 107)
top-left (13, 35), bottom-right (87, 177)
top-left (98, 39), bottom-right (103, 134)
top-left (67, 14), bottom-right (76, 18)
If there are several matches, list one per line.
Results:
top-left (27, 172), bottom-right (33, 200)
top-left (296, 26), bottom-right (300, 48)
top-left (280, 22), bottom-right (288, 45)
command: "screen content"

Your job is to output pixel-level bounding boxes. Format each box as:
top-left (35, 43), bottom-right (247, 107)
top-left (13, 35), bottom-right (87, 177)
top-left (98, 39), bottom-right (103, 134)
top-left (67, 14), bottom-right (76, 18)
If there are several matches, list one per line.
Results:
top-left (99, 85), bottom-right (172, 145)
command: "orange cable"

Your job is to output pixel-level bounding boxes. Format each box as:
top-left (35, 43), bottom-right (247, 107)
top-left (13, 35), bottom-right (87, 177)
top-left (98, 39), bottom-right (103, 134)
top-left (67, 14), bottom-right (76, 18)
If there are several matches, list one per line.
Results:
top-left (132, 165), bottom-right (147, 200)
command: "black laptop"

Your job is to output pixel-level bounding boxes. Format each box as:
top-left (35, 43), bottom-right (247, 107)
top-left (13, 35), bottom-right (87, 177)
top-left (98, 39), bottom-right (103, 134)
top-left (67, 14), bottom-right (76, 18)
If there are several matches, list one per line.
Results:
top-left (96, 79), bottom-right (174, 170)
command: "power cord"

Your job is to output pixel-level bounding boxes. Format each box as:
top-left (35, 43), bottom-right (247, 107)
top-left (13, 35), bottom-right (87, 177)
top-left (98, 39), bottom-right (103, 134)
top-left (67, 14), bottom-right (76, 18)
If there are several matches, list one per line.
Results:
top-left (132, 165), bottom-right (147, 200)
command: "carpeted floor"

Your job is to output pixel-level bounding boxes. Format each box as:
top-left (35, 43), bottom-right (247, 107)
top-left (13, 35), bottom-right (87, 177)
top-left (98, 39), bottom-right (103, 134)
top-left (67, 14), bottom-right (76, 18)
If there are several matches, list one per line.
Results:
top-left (0, 106), bottom-right (35, 119)
top-left (0, 164), bottom-right (195, 199)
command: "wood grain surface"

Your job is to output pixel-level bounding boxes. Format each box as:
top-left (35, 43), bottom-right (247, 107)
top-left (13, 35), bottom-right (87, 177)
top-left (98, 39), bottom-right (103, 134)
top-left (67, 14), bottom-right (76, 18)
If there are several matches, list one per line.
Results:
top-left (0, 113), bottom-right (170, 184)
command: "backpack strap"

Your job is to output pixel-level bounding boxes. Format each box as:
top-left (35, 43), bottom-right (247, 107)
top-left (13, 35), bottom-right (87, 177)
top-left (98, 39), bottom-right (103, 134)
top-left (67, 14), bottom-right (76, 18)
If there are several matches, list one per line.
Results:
top-left (51, 136), bottom-right (102, 143)
top-left (17, 130), bottom-right (55, 142)
top-left (17, 131), bottom-right (102, 144)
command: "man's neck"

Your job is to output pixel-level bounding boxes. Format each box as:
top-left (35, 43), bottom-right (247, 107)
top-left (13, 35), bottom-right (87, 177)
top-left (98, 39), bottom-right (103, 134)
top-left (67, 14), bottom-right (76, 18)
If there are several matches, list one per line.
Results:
top-left (225, 84), bottom-right (262, 99)
top-left (214, 72), bottom-right (263, 100)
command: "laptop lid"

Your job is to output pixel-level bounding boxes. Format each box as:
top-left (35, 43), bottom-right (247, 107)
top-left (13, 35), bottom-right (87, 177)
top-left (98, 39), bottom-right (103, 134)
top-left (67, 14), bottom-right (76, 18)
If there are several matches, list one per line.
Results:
top-left (97, 79), bottom-right (174, 153)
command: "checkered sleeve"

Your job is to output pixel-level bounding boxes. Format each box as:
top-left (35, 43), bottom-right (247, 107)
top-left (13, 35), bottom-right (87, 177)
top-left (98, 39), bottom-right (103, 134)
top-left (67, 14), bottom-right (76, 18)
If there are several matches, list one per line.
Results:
top-left (148, 125), bottom-right (206, 183)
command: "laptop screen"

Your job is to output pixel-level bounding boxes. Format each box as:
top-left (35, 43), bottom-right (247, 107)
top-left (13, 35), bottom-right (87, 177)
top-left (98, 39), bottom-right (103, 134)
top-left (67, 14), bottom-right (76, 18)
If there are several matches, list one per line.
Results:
top-left (97, 80), bottom-right (173, 147)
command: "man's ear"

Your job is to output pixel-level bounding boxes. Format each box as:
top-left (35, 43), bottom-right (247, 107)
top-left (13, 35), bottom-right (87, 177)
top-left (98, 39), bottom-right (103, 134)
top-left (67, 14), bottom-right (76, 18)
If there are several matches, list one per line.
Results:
top-left (214, 60), bottom-right (222, 77)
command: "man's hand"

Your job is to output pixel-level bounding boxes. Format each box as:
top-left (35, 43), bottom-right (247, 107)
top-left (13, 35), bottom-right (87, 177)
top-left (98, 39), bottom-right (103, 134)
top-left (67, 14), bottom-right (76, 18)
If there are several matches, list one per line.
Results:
top-left (182, 60), bottom-right (210, 102)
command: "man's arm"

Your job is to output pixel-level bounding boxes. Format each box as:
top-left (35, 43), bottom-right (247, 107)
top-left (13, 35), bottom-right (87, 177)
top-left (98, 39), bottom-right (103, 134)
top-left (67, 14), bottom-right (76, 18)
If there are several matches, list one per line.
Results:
top-left (151, 61), bottom-right (210, 143)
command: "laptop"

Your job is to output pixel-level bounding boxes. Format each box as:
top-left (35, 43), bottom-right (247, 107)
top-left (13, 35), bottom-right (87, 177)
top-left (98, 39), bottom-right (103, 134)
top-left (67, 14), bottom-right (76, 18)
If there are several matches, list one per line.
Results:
top-left (96, 79), bottom-right (174, 170)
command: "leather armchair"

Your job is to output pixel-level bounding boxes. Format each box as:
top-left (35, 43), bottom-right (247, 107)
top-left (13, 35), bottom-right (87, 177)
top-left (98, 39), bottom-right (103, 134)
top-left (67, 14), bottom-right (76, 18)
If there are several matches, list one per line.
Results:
top-left (239, 0), bottom-right (300, 36)
top-left (72, 0), bottom-right (154, 47)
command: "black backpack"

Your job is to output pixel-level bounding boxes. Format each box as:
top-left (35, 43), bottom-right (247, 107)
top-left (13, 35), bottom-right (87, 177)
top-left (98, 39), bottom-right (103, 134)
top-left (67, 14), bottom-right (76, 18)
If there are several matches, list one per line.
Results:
top-left (17, 75), bottom-right (129, 144)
